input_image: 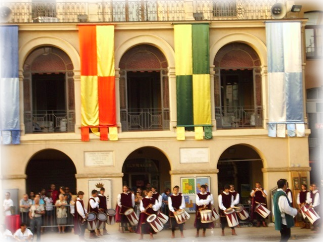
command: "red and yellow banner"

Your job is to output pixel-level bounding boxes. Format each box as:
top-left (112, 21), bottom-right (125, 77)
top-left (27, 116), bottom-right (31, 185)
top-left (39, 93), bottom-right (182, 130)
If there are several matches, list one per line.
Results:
top-left (79, 25), bottom-right (116, 141)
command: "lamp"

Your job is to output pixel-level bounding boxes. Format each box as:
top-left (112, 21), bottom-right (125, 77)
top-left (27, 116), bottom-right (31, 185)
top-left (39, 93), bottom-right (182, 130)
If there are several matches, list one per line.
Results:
top-left (193, 13), bottom-right (204, 21)
top-left (291, 5), bottom-right (302, 12)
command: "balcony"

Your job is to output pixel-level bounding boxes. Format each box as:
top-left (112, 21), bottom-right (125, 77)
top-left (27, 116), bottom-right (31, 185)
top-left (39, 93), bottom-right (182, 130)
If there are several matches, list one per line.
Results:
top-left (1, 0), bottom-right (286, 23)
top-left (216, 106), bottom-right (263, 129)
top-left (24, 110), bottom-right (75, 133)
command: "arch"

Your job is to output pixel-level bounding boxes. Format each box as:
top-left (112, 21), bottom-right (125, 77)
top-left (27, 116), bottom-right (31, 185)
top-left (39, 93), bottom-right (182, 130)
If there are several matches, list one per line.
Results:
top-left (210, 33), bottom-right (267, 67)
top-left (19, 36), bottom-right (80, 72)
top-left (25, 148), bottom-right (77, 194)
top-left (121, 146), bottom-right (171, 191)
top-left (115, 35), bottom-right (175, 68)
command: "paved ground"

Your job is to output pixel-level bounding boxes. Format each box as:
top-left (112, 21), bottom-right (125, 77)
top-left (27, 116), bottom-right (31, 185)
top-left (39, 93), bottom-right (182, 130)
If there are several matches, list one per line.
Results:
top-left (37, 221), bottom-right (322, 242)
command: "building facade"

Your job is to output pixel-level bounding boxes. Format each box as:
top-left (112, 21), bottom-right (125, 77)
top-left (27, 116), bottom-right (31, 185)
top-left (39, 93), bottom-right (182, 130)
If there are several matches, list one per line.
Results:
top-left (1, 0), bottom-right (320, 218)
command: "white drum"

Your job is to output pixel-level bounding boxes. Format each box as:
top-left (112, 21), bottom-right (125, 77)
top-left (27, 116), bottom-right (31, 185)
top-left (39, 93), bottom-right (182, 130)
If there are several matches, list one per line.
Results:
top-left (255, 204), bottom-right (271, 219)
top-left (157, 211), bottom-right (169, 224)
top-left (87, 212), bottom-right (97, 230)
top-left (106, 209), bottom-right (116, 225)
top-left (146, 214), bottom-right (164, 233)
top-left (200, 209), bottom-right (213, 223)
top-left (174, 209), bottom-right (190, 224)
top-left (211, 208), bottom-right (219, 221)
top-left (301, 204), bottom-right (320, 224)
top-left (235, 204), bottom-right (249, 220)
top-left (124, 208), bottom-right (139, 226)
top-left (224, 208), bottom-right (239, 227)
top-left (97, 212), bottom-right (107, 229)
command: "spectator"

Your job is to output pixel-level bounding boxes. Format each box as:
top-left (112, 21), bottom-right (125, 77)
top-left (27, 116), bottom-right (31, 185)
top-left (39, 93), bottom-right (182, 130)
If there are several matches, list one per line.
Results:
top-left (161, 188), bottom-right (171, 229)
top-left (134, 188), bottom-right (144, 218)
top-left (13, 223), bottom-right (33, 241)
top-left (33, 194), bottom-right (45, 205)
top-left (29, 197), bottom-right (45, 241)
top-left (29, 192), bottom-right (35, 203)
top-left (19, 194), bottom-right (32, 226)
top-left (70, 195), bottom-right (76, 216)
top-left (55, 194), bottom-right (67, 233)
top-left (48, 184), bottom-right (59, 205)
top-left (39, 189), bottom-right (46, 201)
top-left (3, 192), bottom-right (13, 216)
top-left (65, 187), bottom-right (72, 205)
top-left (0, 224), bottom-right (13, 240)
top-left (44, 192), bottom-right (54, 227)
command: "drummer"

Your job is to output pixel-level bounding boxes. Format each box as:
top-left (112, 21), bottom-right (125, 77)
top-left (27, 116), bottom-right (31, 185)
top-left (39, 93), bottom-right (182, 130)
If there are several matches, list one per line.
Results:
top-left (136, 189), bottom-right (159, 240)
top-left (87, 189), bottom-right (99, 238)
top-left (74, 191), bottom-right (87, 241)
top-left (218, 184), bottom-right (237, 236)
top-left (250, 182), bottom-right (268, 227)
top-left (310, 183), bottom-right (321, 232)
top-left (168, 185), bottom-right (186, 238)
top-left (195, 185), bottom-right (213, 237)
top-left (98, 187), bottom-right (109, 236)
top-left (296, 184), bottom-right (311, 229)
top-left (117, 185), bottom-right (135, 233)
top-left (152, 186), bottom-right (163, 210)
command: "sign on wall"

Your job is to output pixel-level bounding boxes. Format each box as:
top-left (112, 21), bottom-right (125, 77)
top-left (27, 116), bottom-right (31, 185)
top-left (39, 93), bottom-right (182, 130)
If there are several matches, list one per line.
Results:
top-left (88, 179), bottom-right (112, 209)
top-left (84, 151), bottom-right (114, 167)
top-left (180, 148), bottom-right (209, 163)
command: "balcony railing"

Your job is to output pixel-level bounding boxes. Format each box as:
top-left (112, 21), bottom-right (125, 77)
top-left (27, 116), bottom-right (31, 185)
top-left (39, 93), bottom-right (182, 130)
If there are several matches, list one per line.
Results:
top-left (121, 108), bottom-right (170, 131)
top-left (24, 110), bottom-right (75, 133)
top-left (215, 106), bottom-right (263, 129)
top-left (1, 0), bottom-right (286, 23)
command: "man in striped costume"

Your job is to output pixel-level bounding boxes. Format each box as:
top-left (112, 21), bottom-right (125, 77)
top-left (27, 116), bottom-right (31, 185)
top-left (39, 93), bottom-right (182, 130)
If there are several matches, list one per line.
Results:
top-left (117, 185), bottom-right (135, 233)
top-left (168, 186), bottom-right (186, 238)
top-left (74, 191), bottom-right (87, 241)
top-left (87, 190), bottom-right (99, 238)
top-left (195, 185), bottom-right (213, 237)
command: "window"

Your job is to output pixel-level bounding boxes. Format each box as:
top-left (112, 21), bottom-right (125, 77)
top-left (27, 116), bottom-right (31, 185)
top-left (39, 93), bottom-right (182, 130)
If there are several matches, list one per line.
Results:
top-left (213, 0), bottom-right (237, 17)
top-left (305, 26), bottom-right (323, 59)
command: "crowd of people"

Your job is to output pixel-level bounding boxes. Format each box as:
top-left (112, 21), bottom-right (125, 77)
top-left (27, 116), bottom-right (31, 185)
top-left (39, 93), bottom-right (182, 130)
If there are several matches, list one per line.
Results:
top-left (1, 181), bottom-right (321, 241)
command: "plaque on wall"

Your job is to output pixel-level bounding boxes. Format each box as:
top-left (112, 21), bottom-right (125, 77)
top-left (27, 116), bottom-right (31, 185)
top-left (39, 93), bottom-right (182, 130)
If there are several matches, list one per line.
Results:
top-left (88, 179), bottom-right (112, 209)
top-left (180, 148), bottom-right (209, 163)
top-left (84, 151), bottom-right (114, 167)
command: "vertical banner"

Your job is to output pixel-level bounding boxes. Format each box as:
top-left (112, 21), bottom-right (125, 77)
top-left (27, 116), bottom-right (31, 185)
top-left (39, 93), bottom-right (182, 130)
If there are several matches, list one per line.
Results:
top-left (79, 25), bottom-right (116, 141)
top-left (174, 24), bottom-right (211, 137)
top-left (266, 22), bottom-right (304, 137)
top-left (0, 26), bottom-right (20, 144)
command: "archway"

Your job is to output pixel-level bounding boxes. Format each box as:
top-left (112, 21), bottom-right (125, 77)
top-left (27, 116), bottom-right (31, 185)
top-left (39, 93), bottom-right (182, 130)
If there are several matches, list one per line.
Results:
top-left (217, 144), bottom-right (263, 205)
top-left (119, 44), bottom-right (169, 131)
top-left (23, 46), bottom-right (75, 133)
top-left (26, 149), bottom-right (76, 194)
top-left (122, 147), bottom-right (171, 193)
top-left (214, 42), bottom-right (262, 129)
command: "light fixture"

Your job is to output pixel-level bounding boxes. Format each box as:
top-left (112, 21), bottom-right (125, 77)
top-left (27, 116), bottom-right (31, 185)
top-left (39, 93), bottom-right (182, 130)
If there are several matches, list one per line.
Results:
top-left (291, 5), bottom-right (302, 12)
top-left (193, 13), bottom-right (204, 21)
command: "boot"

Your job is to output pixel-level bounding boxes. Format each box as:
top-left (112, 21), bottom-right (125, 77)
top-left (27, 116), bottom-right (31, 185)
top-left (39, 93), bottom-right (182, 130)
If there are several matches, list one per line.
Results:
top-left (221, 230), bottom-right (225, 236)
top-left (232, 229), bottom-right (237, 236)
top-left (171, 231), bottom-right (175, 238)
top-left (195, 230), bottom-right (199, 238)
top-left (202, 229), bottom-right (206, 237)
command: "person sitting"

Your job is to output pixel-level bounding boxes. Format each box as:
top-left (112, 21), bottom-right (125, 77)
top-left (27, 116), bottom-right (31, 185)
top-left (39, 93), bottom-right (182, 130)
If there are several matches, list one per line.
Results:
top-left (0, 224), bottom-right (13, 241)
top-left (13, 223), bottom-right (33, 241)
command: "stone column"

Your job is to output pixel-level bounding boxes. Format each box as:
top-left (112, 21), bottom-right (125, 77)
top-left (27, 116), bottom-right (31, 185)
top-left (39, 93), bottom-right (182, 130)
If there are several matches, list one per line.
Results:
top-left (210, 65), bottom-right (216, 130)
top-left (115, 68), bottom-right (122, 132)
top-left (168, 67), bottom-right (177, 131)
top-left (261, 66), bottom-right (268, 128)
top-left (19, 69), bottom-right (25, 135)
top-left (74, 70), bottom-right (81, 133)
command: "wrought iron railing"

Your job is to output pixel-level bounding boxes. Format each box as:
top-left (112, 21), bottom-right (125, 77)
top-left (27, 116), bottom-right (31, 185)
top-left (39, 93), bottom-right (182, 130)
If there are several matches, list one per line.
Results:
top-left (24, 110), bottom-right (75, 133)
top-left (1, 0), bottom-right (286, 23)
top-left (215, 106), bottom-right (263, 129)
top-left (121, 108), bottom-right (170, 131)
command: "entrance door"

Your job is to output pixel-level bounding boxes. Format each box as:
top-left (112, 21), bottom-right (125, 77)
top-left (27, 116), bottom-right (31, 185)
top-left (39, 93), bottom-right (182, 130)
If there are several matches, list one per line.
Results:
top-left (130, 173), bottom-right (151, 189)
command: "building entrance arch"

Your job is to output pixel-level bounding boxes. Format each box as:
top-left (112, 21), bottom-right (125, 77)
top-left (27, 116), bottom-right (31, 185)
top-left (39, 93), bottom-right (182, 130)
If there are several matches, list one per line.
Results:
top-left (122, 147), bottom-right (171, 192)
top-left (26, 149), bottom-right (76, 195)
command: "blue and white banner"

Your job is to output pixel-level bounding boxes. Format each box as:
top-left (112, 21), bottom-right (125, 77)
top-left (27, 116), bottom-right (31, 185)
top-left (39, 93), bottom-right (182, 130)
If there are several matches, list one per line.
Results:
top-left (266, 22), bottom-right (304, 137)
top-left (0, 26), bottom-right (20, 144)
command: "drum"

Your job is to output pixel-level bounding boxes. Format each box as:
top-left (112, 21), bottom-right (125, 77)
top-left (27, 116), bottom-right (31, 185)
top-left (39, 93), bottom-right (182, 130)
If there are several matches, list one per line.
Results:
top-left (255, 204), bottom-right (271, 219)
top-left (157, 211), bottom-right (169, 224)
top-left (97, 212), bottom-right (107, 229)
top-left (124, 208), bottom-right (139, 226)
top-left (224, 208), bottom-right (239, 227)
top-left (174, 209), bottom-right (190, 224)
top-left (235, 204), bottom-right (249, 220)
top-left (200, 209), bottom-right (213, 223)
top-left (146, 214), bottom-right (164, 233)
top-left (211, 208), bottom-right (219, 221)
top-left (87, 212), bottom-right (97, 230)
top-left (106, 209), bottom-right (116, 225)
top-left (301, 204), bottom-right (320, 224)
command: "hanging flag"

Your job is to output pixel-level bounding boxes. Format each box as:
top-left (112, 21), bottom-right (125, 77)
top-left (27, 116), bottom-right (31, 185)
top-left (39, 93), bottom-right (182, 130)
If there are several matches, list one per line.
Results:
top-left (174, 24), bottom-right (211, 134)
top-left (0, 26), bottom-right (20, 145)
top-left (266, 22), bottom-right (304, 137)
top-left (176, 127), bottom-right (185, 141)
top-left (79, 25), bottom-right (116, 141)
